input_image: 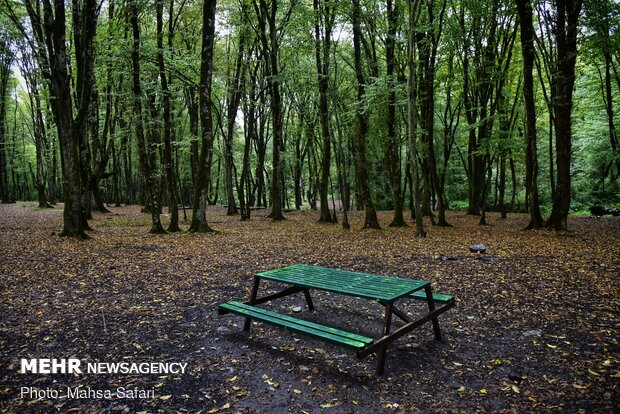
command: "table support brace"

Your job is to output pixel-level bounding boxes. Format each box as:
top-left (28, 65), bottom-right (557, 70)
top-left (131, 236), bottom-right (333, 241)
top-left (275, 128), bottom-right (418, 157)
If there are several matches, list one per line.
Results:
top-left (425, 285), bottom-right (442, 341)
top-left (243, 280), bottom-right (316, 332)
top-left (357, 300), bottom-right (455, 360)
top-left (243, 276), bottom-right (261, 331)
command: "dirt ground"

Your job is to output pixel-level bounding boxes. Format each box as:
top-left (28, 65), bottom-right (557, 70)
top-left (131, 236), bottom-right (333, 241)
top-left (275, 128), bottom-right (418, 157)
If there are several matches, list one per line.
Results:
top-left (0, 203), bottom-right (619, 413)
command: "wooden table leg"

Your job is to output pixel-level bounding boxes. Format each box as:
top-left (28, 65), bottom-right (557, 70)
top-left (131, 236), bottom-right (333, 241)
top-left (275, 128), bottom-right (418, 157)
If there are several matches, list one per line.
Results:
top-left (377, 301), bottom-right (394, 375)
top-left (303, 289), bottom-right (314, 311)
top-left (243, 276), bottom-right (260, 331)
top-left (379, 301), bottom-right (412, 323)
top-left (425, 285), bottom-right (442, 340)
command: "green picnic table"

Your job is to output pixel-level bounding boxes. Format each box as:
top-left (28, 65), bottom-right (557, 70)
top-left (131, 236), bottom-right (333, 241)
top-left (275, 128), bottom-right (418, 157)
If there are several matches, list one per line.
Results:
top-left (218, 264), bottom-right (455, 375)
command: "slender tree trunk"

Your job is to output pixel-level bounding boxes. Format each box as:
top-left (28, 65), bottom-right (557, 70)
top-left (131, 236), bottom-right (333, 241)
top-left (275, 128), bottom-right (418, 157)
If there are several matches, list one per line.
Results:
top-left (88, 83), bottom-right (111, 214)
top-left (352, 0), bottom-right (380, 229)
top-left (157, 0), bottom-right (180, 231)
top-left (517, 0), bottom-right (544, 229)
top-left (602, 53), bottom-right (620, 178)
top-left (408, 0), bottom-right (425, 237)
top-left (546, 0), bottom-right (583, 230)
top-left (384, 0), bottom-right (406, 227)
top-left (239, 59), bottom-right (259, 219)
top-left (23, 68), bottom-right (50, 208)
top-left (333, 113), bottom-right (350, 229)
top-left (224, 15), bottom-right (248, 216)
top-left (189, 0), bottom-right (217, 232)
top-left (239, 92), bottom-right (254, 220)
top-left (499, 154), bottom-right (507, 218)
top-left (255, 108), bottom-right (267, 207)
top-left (314, 0), bottom-right (335, 223)
top-left (130, 2), bottom-right (165, 234)
top-left (255, 0), bottom-right (286, 220)
top-left (0, 40), bottom-right (12, 204)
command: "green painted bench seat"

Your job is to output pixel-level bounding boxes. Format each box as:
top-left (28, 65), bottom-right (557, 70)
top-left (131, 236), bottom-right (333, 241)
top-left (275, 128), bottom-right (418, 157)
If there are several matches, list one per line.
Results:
top-left (218, 301), bottom-right (374, 351)
top-left (407, 291), bottom-right (454, 304)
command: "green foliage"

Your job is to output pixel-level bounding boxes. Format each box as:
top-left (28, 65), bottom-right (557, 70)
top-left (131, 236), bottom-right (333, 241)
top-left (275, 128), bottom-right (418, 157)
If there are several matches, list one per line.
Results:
top-left (1, 0), bottom-right (619, 220)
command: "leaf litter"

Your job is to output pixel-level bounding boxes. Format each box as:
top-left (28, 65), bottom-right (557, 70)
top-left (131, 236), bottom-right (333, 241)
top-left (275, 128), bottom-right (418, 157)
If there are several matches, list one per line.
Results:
top-left (0, 203), bottom-right (618, 413)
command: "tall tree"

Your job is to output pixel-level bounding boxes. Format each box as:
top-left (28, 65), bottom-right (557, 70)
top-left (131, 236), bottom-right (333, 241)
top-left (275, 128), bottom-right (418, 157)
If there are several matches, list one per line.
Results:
top-left (130, 1), bottom-right (165, 234)
top-left (585, 0), bottom-right (620, 180)
top-left (189, 0), bottom-right (217, 232)
top-left (253, 0), bottom-right (289, 220)
top-left (408, 0), bottom-right (425, 237)
top-left (0, 28), bottom-right (14, 204)
top-left (239, 48), bottom-right (261, 220)
top-left (223, 6), bottom-right (248, 216)
top-left (456, 0), bottom-right (517, 219)
top-left (545, 0), bottom-right (583, 230)
top-left (157, 0), bottom-right (180, 231)
top-left (517, 0), bottom-right (544, 229)
top-left (352, 0), bottom-right (380, 229)
top-left (17, 0), bottom-right (99, 237)
top-left (20, 51), bottom-right (51, 208)
top-left (314, 0), bottom-right (335, 223)
top-left (416, 0), bottom-right (449, 226)
top-left (383, 0), bottom-right (407, 227)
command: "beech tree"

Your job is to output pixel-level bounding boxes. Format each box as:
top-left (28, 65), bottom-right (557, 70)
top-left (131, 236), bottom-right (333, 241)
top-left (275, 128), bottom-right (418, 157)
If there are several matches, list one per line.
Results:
top-left (517, 0), bottom-right (544, 229)
top-left (16, 0), bottom-right (99, 238)
top-left (352, 0), bottom-right (380, 229)
top-left (314, 0), bottom-right (335, 223)
top-left (190, 0), bottom-right (217, 233)
top-left (545, 0), bottom-right (583, 230)
top-left (1, 0), bottom-right (615, 235)
top-left (0, 28), bottom-right (14, 204)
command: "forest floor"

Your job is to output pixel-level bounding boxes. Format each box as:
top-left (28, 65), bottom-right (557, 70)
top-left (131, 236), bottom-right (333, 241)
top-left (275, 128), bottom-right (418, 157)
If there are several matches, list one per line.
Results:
top-left (1, 202), bottom-right (619, 414)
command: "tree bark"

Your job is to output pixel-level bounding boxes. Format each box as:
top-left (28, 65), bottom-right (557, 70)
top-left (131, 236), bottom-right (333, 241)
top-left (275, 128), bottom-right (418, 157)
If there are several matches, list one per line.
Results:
top-left (352, 0), bottom-right (380, 229)
top-left (254, 0), bottom-right (286, 220)
top-left (383, 0), bottom-right (407, 227)
top-left (408, 0), bottom-right (425, 237)
top-left (157, 0), bottom-right (180, 231)
top-left (517, 0), bottom-right (544, 229)
top-left (224, 12), bottom-right (248, 216)
top-left (602, 52), bottom-right (620, 179)
top-left (314, 0), bottom-right (335, 223)
top-left (546, 0), bottom-right (583, 230)
top-left (21, 0), bottom-right (98, 238)
top-left (130, 2), bottom-right (165, 234)
top-left (0, 37), bottom-right (12, 203)
top-left (189, 0), bottom-right (217, 232)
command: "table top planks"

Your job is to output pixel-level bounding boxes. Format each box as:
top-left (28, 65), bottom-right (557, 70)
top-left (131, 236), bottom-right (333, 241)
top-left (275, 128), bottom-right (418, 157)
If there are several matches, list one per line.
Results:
top-left (256, 264), bottom-right (428, 302)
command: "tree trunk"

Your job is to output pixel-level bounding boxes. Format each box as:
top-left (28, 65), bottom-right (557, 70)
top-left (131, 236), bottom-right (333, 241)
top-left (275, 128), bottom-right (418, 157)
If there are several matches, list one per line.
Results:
top-left (546, 0), bottom-right (583, 230)
top-left (0, 39), bottom-right (12, 204)
top-left (130, 2), bottom-right (165, 234)
top-left (189, 0), bottom-right (217, 233)
top-left (224, 13), bottom-right (248, 216)
top-left (517, 0), bottom-right (544, 229)
top-left (383, 0), bottom-right (407, 227)
top-left (408, 0), bottom-right (425, 237)
top-left (88, 82), bottom-right (111, 214)
top-left (23, 65), bottom-right (50, 208)
top-left (352, 0), bottom-right (380, 229)
top-left (255, 0), bottom-right (286, 220)
top-left (314, 0), bottom-right (335, 223)
top-left (602, 52), bottom-right (620, 178)
top-left (157, 0), bottom-right (180, 231)
top-left (239, 59), bottom-right (259, 220)
top-left (21, 0), bottom-right (98, 238)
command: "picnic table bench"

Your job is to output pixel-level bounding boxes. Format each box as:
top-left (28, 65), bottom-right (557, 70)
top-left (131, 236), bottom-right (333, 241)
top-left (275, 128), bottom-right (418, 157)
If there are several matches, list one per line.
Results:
top-left (218, 264), bottom-right (455, 375)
